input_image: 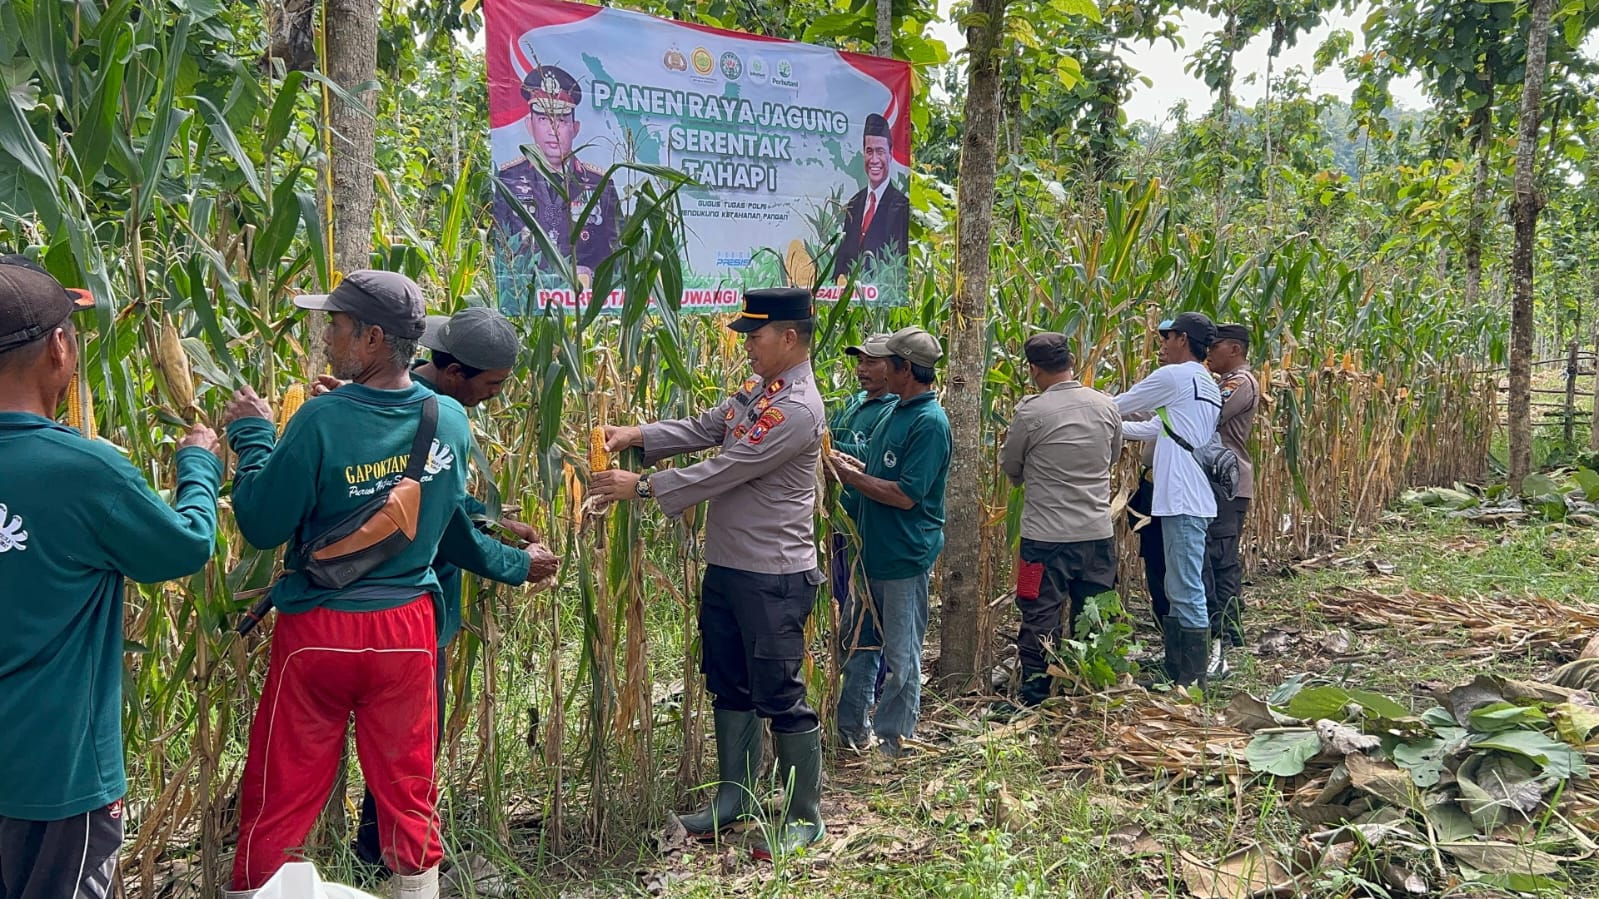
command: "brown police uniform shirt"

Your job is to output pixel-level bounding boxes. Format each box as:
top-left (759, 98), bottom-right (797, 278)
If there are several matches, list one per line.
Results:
top-left (1215, 365), bottom-right (1259, 499)
top-left (640, 360), bottom-right (825, 575)
top-left (1000, 380), bottom-right (1123, 543)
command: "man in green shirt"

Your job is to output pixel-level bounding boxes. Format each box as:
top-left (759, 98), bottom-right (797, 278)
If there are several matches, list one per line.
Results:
top-left (222, 271), bottom-right (548, 898)
top-left (0, 256), bottom-right (223, 899)
top-left (829, 327), bottom-right (951, 757)
top-left (828, 334), bottom-right (896, 729)
top-left (353, 306), bottom-right (555, 873)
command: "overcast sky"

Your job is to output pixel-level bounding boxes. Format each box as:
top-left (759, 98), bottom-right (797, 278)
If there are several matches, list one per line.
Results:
top-left (928, 5), bottom-right (1431, 126)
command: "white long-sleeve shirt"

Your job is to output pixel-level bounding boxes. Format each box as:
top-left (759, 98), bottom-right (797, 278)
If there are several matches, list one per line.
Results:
top-left (1115, 361), bottom-right (1222, 518)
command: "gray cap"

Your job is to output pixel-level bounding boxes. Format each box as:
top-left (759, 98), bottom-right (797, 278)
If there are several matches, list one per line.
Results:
top-left (844, 333), bottom-right (892, 357)
top-left (294, 270), bottom-right (426, 339)
top-left (421, 307), bottom-right (520, 370)
top-left (862, 326), bottom-right (941, 368)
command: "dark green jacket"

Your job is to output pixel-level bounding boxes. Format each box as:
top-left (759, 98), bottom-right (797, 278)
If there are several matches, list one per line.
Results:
top-left (857, 391), bottom-right (952, 579)
top-left (0, 414), bottom-right (221, 818)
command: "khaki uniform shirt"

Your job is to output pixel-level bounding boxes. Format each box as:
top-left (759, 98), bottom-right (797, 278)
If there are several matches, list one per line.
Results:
top-left (641, 361), bottom-right (824, 574)
top-left (1215, 365), bottom-right (1259, 499)
top-left (1000, 380), bottom-right (1123, 542)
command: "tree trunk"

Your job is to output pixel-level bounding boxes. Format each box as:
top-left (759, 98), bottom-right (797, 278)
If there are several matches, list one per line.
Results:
top-left (309, 0), bottom-right (378, 842)
top-left (875, 0), bottom-right (893, 58)
top-left (324, 0), bottom-right (378, 279)
top-left (1508, 0), bottom-right (1555, 487)
top-left (938, 0), bottom-right (1009, 688)
top-left (1464, 102), bottom-right (1492, 309)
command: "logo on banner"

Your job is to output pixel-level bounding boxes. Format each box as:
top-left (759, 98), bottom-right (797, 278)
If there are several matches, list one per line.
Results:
top-left (720, 52), bottom-right (743, 80)
top-left (772, 59), bottom-right (799, 89)
top-left (663, 47), bottom-right (687, 71)
top-left (690, 47), bottom-right (714, 75)
top-left (749, 55), bottom-right (769, 83)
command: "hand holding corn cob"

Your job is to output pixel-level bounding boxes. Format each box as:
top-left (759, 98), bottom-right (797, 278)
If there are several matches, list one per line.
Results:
top-left (177, 423), bottom-right (220, 456)
top-left (223, 386), bottom-right (273, 427)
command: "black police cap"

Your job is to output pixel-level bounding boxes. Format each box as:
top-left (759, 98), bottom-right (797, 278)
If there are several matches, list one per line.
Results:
top-left (727, 288), bottom-right (815, 333)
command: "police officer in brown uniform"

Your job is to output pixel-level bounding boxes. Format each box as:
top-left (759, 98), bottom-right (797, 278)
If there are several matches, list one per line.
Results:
top-left (491, 66), bottom-right (621, 278)
top-left (590, 288), bottom-right (827, 859)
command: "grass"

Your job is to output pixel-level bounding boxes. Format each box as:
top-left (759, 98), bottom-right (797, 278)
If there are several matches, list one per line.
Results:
top-left (154, 507), bottom-right (1595, 897)
top-left (323, 505), bottom-right (1590, 898)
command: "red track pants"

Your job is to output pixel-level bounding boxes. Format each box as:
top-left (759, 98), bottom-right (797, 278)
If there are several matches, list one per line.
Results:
top-left (230, 595), bottom-right (441, 890)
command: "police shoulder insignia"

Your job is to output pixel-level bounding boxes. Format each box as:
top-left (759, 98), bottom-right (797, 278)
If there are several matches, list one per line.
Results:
top-left (740, 376), bottom-right (760, 395)
top-left (748, 408), bottom-right (786, 444)
top-left (764, 378), bottom-right (786, 395)
top-left (724, 405), bottom-right (737, 421)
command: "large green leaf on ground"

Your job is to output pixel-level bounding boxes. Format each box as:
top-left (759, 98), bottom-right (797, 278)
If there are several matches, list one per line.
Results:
top-left (1245, 729), bottom-right (1322, 777)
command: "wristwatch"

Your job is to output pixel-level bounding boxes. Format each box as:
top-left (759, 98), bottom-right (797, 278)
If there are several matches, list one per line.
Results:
top-left (635, 473), bottom-right (653, 499)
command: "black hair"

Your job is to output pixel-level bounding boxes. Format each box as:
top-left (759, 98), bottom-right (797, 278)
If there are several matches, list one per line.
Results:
top-left (431, 349), bottom-right (486, 379)
top-left (768, 318), bottom-right (815, 347)
top-left (1186, 335), bottom-right (1210, 362)
top-left (863, 113), bottom-right (891, 145)
top-left (889, 356), bottom-right (935, 385)
top-left (0, 319), bottom-right (72, 376)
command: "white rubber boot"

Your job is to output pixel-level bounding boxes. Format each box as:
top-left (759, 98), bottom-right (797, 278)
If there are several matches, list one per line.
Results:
top-left (392, 866), bottom-right (440, 899)
top-left (222, 890), bottom-right (258, 899)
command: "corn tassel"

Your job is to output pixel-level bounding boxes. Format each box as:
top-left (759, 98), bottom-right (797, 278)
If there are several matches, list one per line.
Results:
top-left (276, 383), bottom-right (306, 434)
top-left (589, 425), bottom-right (610, 471)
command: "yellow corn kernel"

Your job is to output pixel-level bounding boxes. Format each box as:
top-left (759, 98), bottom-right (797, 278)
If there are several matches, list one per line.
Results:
top-left (64, 373), bottom-right (97, 440)
top-left (276, 383), bottom-right (306, 434)
top-left (589, 426), bottom-right (610, 471)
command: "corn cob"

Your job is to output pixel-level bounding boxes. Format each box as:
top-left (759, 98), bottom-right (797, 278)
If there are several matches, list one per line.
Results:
top-left (154, 314), bottom-right (198, 420)
top-left (821, 429), bottom-right (833, 455)
top-left (65, 373), bottom-right (97, 439)
top-left (589, 425), bottom-right (610, 471)
top-left (276, 383), bottom-right (306, 434)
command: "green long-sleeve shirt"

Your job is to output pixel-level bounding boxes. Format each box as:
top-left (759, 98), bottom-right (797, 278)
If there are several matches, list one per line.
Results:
top-left (828, 390), bottom-right (896, 523)
top-left (226, 383), bottom-right (498, 634)
top-left (0, 414), bottom-right (222, 819)
top-left (410, 368), bottom-right (529, 648)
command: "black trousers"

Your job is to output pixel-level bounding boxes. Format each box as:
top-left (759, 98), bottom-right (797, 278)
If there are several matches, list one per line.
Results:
top-left (1014, 537), bottom-right (1117, 676)
top-left (356, 652), bottom-right (448, 869)
top-left (700, 564), bottom-right (820, 734)
top-left (1203, 496), bottom-right (1250, 646)
top-left (0, 802), bottom-right (122, 899)
top-left (1129, 476), bottom-right (1168, 622)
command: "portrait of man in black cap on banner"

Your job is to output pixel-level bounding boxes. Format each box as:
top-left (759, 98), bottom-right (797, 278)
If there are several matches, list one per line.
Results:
top-left (492, 64), bottom-right (622, 283)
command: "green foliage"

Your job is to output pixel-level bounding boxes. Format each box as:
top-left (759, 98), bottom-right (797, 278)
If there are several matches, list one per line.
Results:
top-left (1057, 590), bottom-right (1136, 689)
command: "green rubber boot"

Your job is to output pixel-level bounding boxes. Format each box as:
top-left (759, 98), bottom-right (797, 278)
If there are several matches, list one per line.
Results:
top-left (751, 727), bottom-right (826, 860)
top-left (678, 709), bottom-right (760, 836)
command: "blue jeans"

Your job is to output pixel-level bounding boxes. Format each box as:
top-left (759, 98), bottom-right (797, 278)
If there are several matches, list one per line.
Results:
top-left (1161, 514), bottom-right (1211, 630)
top-left (836, 570), bottom-right (931, 743)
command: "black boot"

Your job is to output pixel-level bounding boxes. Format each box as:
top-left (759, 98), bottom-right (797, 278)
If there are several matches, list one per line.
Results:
top-left (678, 709), bottom-right (760, 836)
top-left (751, 727), bottom-right (825, 859)
top-left (1172, 625), bottom-right (1210, 689)
top-left (1162, 616), bottom-right (1180, 681)
top-left (1017, 667), bottom-right (1052, 706)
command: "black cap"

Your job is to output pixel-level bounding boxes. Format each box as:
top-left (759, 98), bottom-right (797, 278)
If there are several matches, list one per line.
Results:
top-left (0, 256), bottom-right (95, 353)
top-left (1215, 324), bottom-right (1250, 349)
top-left (521, 66), bottom-right (580, 116)
top-left (1158, 312), bottom-right (1216, 350)
top-left (293, 270), bottom-right (426, 340)
top-left (1023, 333), bottom-right (1074, 370)
top-left (727, 288), bottom-right (814, 333)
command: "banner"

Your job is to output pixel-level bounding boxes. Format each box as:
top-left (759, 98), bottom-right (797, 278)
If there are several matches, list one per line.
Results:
top-left (484, 0), bottom-right (913, 314)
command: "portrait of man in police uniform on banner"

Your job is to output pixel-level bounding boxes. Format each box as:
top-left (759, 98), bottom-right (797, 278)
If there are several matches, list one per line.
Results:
top-left (491, 64), bottom-right (623, 285)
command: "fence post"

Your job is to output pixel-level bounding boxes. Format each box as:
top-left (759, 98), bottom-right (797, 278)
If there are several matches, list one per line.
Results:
top-left (1564, 339), bottom-right (1579, 450)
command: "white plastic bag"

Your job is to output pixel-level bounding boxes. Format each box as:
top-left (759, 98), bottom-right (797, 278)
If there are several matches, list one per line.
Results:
top-left (255, 862), bottom-right (381, 899)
